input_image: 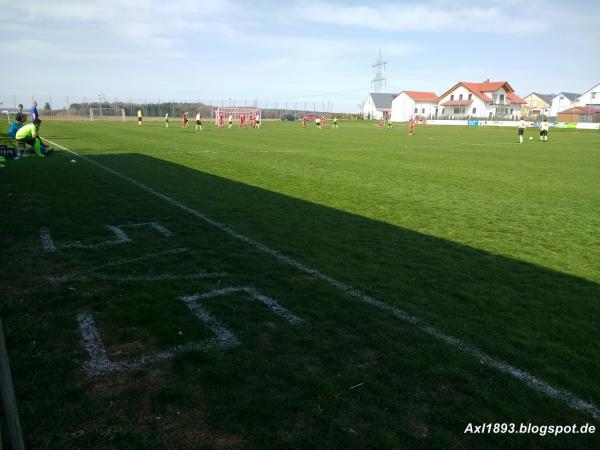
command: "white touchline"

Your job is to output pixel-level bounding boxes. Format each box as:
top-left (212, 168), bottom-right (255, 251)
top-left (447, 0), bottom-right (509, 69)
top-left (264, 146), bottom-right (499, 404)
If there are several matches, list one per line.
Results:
top-left (45, 138), bottom-right (600, 421)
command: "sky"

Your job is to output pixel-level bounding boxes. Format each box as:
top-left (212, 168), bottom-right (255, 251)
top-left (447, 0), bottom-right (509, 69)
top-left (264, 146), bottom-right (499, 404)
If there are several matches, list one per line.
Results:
top-left (1, 0), bottom-right (599, 112)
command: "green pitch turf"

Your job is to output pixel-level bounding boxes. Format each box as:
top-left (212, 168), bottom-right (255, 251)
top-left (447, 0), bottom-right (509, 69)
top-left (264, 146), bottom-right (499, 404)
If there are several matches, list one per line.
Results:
top-left (1, 120), bottom-right (599, 448)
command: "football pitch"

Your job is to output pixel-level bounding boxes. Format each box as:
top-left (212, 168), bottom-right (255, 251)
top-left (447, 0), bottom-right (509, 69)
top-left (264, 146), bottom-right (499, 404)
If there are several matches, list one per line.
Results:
top-left (1, 120), bottom-right (599, 448)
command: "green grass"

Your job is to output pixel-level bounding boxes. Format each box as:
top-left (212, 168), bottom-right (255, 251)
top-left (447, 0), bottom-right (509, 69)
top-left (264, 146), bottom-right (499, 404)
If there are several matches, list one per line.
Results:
top-left (1, 120), bottom-right (599, 449)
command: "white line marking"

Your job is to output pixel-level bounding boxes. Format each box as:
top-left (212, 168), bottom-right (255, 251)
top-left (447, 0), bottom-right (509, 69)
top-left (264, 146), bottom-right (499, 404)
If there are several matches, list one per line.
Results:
top-left (179, 296), bottom-right (239, 345)
top-left (77, 313), bottom-right (113, 376)
top-left (62, 225), bottom-right (130, 249)
top-left (78, 299), bottom-right (237, 376)
top-left (47, 247), bottom-right (190, 283)
top-left (50, 272), bottom-right (226, 284)
top-left (186, 286), bottom-right (303, 325)
top-left (40, 228), bottom-right (56, 252)
top-left (118, 222), bottom-right (174, 237)
top-left (46, 138), bottom-right (600, 420)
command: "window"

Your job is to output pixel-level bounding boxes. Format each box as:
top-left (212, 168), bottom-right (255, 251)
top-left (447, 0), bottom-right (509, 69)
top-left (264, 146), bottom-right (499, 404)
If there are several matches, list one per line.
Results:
top-left (472, 108), bottom-right (477, 115)
top-left (592, 92), bottom-right (597, 99)
top-left (500, 94), bottom-right (505, 103)
top-left (468, 93), bottom-right (472, 100)
top-left (459, 94), bottom-right (463, 100)
top-left (454, 107), bottom-right (460, 114)
top-left (422, 108), bottom-right (425, 114)
top-left (450, 94), bottom-right (454, 100)
top-left (414, 108), bottom-right (418, 113)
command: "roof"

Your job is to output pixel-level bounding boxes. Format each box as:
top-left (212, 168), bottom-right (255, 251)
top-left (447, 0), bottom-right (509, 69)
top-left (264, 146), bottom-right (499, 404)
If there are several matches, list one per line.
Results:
top-left (368, 93), bottom-right (398, 109)
top-left (440, 100), bottom-right (472, 106)
top-left (438, 81), bottom-right (516, 103)
top-left (507, 93), bottom-right (526, 104)
top-left (402, 91), bottom-right (438, 102)
top-left (559, 106), bottom-right (599, 114)
top-left (554, 92), bottom-right (580, 102)
top-left (530, 93), bottom-right (555, 104)
top-left (579, 82), bottom-right (600, 96)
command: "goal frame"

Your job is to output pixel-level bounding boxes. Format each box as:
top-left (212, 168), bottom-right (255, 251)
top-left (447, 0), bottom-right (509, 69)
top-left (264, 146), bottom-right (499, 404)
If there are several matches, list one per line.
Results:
top-left (90, 107), bottom-right (126, 122)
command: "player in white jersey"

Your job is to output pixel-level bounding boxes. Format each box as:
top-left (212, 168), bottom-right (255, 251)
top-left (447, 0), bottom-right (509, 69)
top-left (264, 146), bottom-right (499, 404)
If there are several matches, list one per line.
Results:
top-left (518, 118), bottom-right (526, 143)
top-left (228, 115), bottom-right (233, 128)
top-left (255, 114), bottom-right (261, 129)
top-left (315, 117), bottom-right (321, 129)
top-left (137, 109), bottom-right (143, 127)
top-left (165, 112), bottom-right (169, 128)
top-left (539, 119), bottom-right (549, 142)
top-left (195, 112), bottom-right (202, 131)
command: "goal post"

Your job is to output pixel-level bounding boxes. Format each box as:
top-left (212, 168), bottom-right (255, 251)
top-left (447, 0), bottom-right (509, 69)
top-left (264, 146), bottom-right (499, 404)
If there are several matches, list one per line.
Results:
top-left (214, 107), bottom-right (262, 126)
top-left (90, 107), bottom-right (126, 122)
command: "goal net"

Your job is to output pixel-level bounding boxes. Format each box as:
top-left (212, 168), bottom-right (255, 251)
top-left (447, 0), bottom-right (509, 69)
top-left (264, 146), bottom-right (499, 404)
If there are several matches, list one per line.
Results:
top-left (214, 107), bottom-right (262, 126)
top-left (90, 107), bottom-right (126, 121)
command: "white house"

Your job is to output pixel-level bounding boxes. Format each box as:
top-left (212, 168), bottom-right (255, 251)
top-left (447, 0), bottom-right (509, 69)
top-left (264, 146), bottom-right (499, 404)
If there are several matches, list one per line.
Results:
top-left (436, 80), bottom-right (525, 119)
top-left (390, 91), bottom-right (438, 122)
top-left (362, 93), bottom-right (397, 120)
top-left (550, 92), bottom-right (580, 118)
top-left (577, 82), bottom-right (600, 109)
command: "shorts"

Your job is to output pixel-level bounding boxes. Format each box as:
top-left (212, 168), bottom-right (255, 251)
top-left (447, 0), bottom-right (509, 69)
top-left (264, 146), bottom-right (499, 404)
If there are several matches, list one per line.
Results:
top-left (540, 130), bottom-right (548, 136)
top-left (138, 117), bottom-right (143, 121)
top-left (518, 128), bottom-right (524, 135)
top-left (196, 120), bottom-right (201, 125)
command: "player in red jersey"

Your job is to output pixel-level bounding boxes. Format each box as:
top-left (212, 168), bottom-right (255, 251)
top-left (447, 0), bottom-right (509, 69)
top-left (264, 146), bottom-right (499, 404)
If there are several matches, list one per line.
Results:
top-left (218, 114), bottom-right (224, 130)
top-left (249, 113), bottom-right (255, 128)
top-left (240, 114), bottom-right (246, 128)
top-left (182, 112), bottom-right (188, 128)
top-left (408, 117), bottom-right (415, 136)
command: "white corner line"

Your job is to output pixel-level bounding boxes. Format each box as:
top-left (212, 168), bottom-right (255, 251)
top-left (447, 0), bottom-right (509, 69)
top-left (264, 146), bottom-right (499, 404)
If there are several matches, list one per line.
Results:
top-left (43, 138), bottom-right (600, 421)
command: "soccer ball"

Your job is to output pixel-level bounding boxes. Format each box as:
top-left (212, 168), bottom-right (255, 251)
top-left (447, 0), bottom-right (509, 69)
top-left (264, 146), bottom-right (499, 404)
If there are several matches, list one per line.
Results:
top-left (529, 137), bottom-right (533, 140)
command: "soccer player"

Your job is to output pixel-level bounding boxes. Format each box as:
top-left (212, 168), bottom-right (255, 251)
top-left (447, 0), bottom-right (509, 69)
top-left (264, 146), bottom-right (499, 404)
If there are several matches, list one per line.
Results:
top-left (228, 114), bottom-right (233, 128)
top-left (301, 117), bottom-right (307, 128)
top-left (408, 117), bottom-right (415, 136)
top-left (219, 114), bottom-right (225, 130)
top-left (15, 119), bottom-right (51, 156)
top-left (30, 100), bottom-right (39, 122)
top-left (518, 117), bottom-right (526, 143)
top-left (539, 118), bottom-right (549, 142)
top-left (15, 104), bottom-right (26, 124)
top-left (8, 104), bottom-right (26, 138)
top-left (240, 114), bottom-right (246, 128)
top-left (165, 112), bottom-right (169, 128)
top-left (378, 117), bottom-right (385, 129)
top-left (195, 112), bottom-right (202, 131)
top-left (315, 117), bottom-right (321, 129)
top-left (386, 118), bottom-right (392, 128)
top-left (332, 116), bottom-right (338, 129)
top-left (249, 113), bottom-right (255, 128)
top-left (137, 109), bottom-right (143, 127)
top-left (255, 113), bottom-right (261, 129)
top-left (182, 112), bottom-right (188, 128)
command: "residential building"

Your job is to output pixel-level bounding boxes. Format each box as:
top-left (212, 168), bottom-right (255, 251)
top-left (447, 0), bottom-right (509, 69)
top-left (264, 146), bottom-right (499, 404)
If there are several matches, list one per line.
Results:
top-left (390, 91), bottom-right (438, 122)
top-left (550, 93), bottom-right (580, 118)
top-left (557, 106), bottom-right (599, 123)
top-left (522, 93), bottom-right (554, 118)
top-left (436, 80), bottom-right (525, 119)
top-left (577, 82), bottom-right (600, 109)
top-left (362, 93), bottom-right (397, 120)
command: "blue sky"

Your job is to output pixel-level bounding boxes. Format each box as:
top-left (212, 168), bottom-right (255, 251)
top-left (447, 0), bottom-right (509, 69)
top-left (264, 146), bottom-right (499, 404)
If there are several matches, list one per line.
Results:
top-left (1, 0), bottom-right (599, 112)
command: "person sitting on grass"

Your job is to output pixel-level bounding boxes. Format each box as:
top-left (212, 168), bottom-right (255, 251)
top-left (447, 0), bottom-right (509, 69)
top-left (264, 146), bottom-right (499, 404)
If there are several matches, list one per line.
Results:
top-left (15, 119), bottom-right (52, 156)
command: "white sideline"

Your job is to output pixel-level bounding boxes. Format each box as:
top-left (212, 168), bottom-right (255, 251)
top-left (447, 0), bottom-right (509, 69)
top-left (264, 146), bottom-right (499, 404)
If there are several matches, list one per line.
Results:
top-left (44, 138), bottom-right (600, 421)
